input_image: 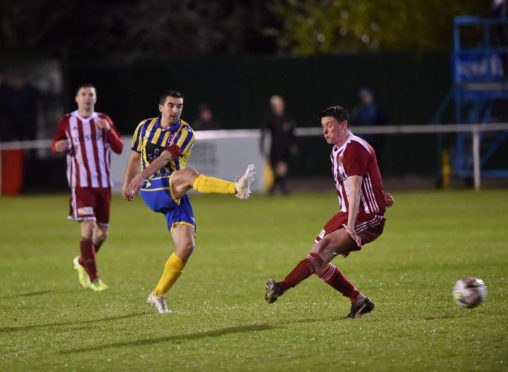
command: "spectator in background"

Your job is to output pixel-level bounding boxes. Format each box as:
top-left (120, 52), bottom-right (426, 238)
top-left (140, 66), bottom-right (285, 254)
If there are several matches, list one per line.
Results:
top-left (260, 95), bottom-right (298, 196)
top-left (8, 75), bottom-right (40, 141)
top-left (351, 88), bottom-right (387, 171)
top-left (193, 103), bottom-right (219, 130)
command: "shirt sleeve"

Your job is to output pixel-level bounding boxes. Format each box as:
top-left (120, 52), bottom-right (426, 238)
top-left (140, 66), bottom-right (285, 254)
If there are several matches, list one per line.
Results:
top-left (131, 120), bottom-right (146, 153)
top-left (344, 142), bottom-right (370, 177)
top-left (50, 116), bottom-right (68, 153)
top-left (102, 114), bottom-right (124, 154)
top-left (173, 125), bottom-right (195, 156)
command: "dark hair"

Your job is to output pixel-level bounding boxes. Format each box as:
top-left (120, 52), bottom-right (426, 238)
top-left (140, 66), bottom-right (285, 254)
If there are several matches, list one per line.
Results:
top-left (319, 105), bottom-right (349, 124)
top-left (76, 83), bottom-right (96, 95)
top-left (160, 90), bottom-right (184, 105)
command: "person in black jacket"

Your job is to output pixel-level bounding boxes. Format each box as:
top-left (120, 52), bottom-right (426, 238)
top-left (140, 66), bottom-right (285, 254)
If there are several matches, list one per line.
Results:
top-left (260, 95), bottom-right (298, 196)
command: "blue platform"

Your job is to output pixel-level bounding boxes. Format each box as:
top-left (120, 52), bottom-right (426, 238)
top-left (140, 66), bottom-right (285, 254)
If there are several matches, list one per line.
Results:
top-left (433, 16), bottom-right (508, 180)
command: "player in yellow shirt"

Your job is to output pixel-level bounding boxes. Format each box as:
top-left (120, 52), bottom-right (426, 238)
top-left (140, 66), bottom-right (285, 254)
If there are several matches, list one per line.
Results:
top-left (123, 90), bottom-right (255, 313)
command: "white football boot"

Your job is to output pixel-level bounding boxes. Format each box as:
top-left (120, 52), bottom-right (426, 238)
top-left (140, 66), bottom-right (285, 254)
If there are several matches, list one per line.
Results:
top-left (147, 291), bottom-right (172, 314)
top-left (235, 164), bottom-right (255, 200)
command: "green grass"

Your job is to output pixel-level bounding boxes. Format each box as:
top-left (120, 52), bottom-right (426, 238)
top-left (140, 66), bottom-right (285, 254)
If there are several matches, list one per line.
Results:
top-left (0, 190), bottom-right (507, 371)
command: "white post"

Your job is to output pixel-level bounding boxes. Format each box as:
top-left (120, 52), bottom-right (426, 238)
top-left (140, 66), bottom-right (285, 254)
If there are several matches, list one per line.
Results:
top-left (472, 128), bottom-right (481, 191)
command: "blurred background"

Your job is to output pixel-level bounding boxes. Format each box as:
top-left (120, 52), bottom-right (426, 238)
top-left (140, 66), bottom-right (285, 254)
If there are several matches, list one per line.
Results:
top-left (0, 0), bottom-right (507, 194)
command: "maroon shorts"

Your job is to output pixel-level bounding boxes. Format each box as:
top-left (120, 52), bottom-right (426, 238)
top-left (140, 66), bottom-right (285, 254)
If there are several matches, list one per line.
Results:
top-left (68, 187), bottom-right (111, 225)
top-left (314, 212), bottom-right (386, 256)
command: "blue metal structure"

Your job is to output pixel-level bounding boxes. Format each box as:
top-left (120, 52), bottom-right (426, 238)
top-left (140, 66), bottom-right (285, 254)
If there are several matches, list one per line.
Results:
top-left (433, 16), bottom-right (508, 179)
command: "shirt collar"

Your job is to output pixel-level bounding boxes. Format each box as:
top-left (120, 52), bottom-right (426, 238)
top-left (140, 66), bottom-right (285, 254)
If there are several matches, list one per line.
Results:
top-left (334, 132), bottom-right (353, 153)
top-left (155, 116), bottom-right (181, 132)
top-left (73, 110), bottom-right (97, 121)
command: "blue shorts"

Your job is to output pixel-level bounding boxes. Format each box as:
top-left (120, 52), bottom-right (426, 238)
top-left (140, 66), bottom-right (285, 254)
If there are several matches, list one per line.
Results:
top-left (140, 173), bottom-right (196, 232)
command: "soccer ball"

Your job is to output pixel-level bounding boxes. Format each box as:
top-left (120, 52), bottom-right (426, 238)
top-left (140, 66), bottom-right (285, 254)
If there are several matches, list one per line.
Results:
top-left (452, 277), bottom-right (487, 308)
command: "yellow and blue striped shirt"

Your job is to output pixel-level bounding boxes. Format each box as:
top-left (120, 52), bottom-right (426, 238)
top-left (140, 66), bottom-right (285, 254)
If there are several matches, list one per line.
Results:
top-left (131, 117), bottom-right (195, 178)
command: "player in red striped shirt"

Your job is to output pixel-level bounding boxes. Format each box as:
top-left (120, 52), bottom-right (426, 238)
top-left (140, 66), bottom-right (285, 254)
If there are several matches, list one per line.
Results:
top-left (265, 105), bottom-right (394, 318)
top-left (51, 83), bottom-right (123, 291)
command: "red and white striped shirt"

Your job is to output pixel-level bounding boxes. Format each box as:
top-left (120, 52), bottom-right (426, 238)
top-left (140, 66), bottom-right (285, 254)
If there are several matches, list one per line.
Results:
top-left (51, 111), bottom-right (123, 188)
top-left (331, 133), bottom-right (385, 215)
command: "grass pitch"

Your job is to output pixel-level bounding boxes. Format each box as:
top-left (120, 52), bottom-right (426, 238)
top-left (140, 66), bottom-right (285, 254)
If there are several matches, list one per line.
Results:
top-left (0, 190), bottom-right (507, 371)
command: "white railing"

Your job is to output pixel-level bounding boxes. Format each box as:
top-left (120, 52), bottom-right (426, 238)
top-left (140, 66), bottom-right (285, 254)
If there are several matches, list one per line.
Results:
top-left (296, 122), bottom-right (508, 190)
top-left (1, 122), bottom-right (508, 193)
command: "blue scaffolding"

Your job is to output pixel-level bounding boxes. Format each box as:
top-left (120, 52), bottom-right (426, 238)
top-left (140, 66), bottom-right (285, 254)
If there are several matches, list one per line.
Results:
top-left (433, 16), bottom-right (508, 179)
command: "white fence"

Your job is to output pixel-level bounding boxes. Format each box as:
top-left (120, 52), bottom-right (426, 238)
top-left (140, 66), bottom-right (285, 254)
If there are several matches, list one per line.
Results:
top-left (297, 122), bottom-right (508, 191)
top-left (1, 123), bottom-right (508, 193)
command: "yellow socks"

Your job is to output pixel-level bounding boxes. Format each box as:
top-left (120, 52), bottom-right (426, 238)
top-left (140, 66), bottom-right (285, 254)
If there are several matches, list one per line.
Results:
top-left (153, 253), bottom-right (186, 296)
top-left (192, 174), bottom-right (236, 194)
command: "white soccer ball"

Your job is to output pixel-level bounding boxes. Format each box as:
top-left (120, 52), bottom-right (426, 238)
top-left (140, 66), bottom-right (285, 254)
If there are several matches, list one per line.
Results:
top-left (452, 277), bottom-right (487, 308)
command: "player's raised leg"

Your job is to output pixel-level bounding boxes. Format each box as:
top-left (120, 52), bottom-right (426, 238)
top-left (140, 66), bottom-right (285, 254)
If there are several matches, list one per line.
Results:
top-left (171, 165), bottom-right (255, 200)
top-left (234, 164), bottom-right (256, 199)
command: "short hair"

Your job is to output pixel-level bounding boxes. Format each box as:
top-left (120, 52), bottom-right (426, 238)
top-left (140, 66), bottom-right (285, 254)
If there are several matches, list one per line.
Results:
top-left (320, 105), bottom-right (349, 124)
top-left (159, 90), bottom-right (184, 105)
top-left (76, 83), bottom-right (96, 95)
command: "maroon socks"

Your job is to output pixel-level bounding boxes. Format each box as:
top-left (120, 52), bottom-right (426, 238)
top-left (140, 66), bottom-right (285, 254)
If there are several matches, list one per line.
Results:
top-left (278, 256), bottom-right (362, 304)
top-left (279, 253), bottom-right (324, 292)
top-left (318, 264), bottom-right (361, 303)
top-left (79, 237), bottom-right (98, 282)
